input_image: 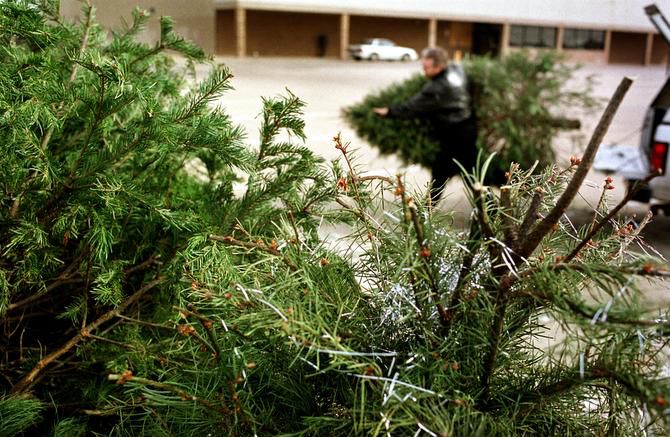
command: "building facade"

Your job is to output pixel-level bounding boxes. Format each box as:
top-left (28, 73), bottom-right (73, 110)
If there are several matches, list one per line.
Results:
top-left (61, 0), bottom-right (670, 65)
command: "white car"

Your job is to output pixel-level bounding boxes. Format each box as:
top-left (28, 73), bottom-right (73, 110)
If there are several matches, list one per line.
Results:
top-left (593, 4), bottom-right (670, 215)
top-left (348, 38), bottom-right (418, 61)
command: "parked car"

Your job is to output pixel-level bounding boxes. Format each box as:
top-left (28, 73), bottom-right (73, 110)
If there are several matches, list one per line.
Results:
top-left (593, 4), bottom-right (670, 215)
top-left (347, 38), bottom-right (418, 61)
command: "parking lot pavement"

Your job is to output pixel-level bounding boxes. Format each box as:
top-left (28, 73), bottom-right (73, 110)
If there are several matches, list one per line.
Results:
top-left (207, 57), bottom-right (670, 275)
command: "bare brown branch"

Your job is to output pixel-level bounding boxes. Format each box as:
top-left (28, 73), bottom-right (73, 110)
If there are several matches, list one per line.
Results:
top-left (11, 277), bottom-right (164, 394)
top-left (519, 77), bottom-right (633, 258)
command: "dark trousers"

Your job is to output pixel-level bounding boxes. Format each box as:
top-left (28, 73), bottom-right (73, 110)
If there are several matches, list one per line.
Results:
top-left (430, 115), bottom-right (478, 202)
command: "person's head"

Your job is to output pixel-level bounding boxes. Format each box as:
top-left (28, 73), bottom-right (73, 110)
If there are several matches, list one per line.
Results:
top-left (421, 47), bottom-right (448, 78)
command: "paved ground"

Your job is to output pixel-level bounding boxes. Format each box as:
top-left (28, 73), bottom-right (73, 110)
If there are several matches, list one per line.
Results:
top-left (204, 56), bottom-right (670, 304)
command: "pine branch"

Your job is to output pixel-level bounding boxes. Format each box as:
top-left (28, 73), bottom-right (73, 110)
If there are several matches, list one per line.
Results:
top-left (208, 234), bottom-right (281, 256)
top-left (259, 92), bottom-right (305, 160)
top-left (517, 187), bottom-right (544, 240)
top-left (107, 373), bottom-right (232, 418)
top-left (519, 288), bottom-right (670, 328)
top-left (39, 0), bottom-right (93, 152)
top-left (124, 255), bottom-right (160, 277)
top-left (500, 186), bottom-right (517, 245)
top-left (85, 333), bottom-right (136, 350)
top-left (175, 69), bottom-right (234, 123)
top-left (10, 2), bottom-right (93, 219)
top-left (5, 247), bottom-right (91, 314)
top-left (67, 73), bottom-right (107, 180)
top-left (5, 278), bottom-right (83, 313)
top-left (334, 197), bottom-right (383, 232)
top-left (472, 183), bottom-right (511, 392)
top-left (208, 234), bottom-right (297, 271)
top-left (607, 211), bottom-right (653, 261)
top-left (515, 262), bottom-right (670, 282)
top-left (396, 174), bottom-right (423, 314)
top-left (353, 174), bottom-right (396, 185)
top-left (515, 366), bottom-right (655, 417)
top-left (116, 314), bottom-right (174, 330)
top-left (472, 183), bottom-right (496, 242)
top-left (37, 73), bottom-right (109, 222)
top-left (128, 44), bottom-right (164, 68)
top-left (406, 196), bottom-right (449, 325)
top-left (564, 172), bottom-right (659, 263)
top-left (334, 133), bottom-right (376, 235)
top-left (174, 305), bottom-right (221, 361)
top-left (473, 80), bottom-right (636, 398)
top-left (518, 77), bottom-right (633, 258)
top-left (6, 254), bottom-right (157, 315)
top-left (286, 211), bottom-right (302, 248)
top-left (444, 216), bottom-right (481, 329)
top-left (11, 277), bottom-right (164, 394)
top-left (482, 372), bottom-right (603, 412)
top-left (480, 274), bottom-right (515, 402)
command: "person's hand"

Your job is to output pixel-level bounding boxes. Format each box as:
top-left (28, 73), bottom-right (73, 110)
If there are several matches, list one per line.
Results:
top-left (372, 107), bottom-right (389, 117)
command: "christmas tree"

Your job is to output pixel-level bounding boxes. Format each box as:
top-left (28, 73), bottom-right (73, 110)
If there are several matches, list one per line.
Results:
top-left (343, 51), bottom-right (598, 183)
top-left (1, 2), bottom-right (669, 435)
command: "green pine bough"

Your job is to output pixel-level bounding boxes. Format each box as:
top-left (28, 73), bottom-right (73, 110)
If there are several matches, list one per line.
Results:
top-left (2, 2), bottom-right (670, 436)
top-left (343, 52), bottom-right (599, 182)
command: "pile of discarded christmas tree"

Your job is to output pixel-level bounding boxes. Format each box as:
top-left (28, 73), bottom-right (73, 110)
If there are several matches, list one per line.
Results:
top-left (2, 2), bottom-right (669, 435)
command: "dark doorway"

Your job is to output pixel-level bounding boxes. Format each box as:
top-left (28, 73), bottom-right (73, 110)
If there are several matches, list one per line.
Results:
top-left (609, 31), bottom-right (646, 64)
top-left (472, 23), bottom-right (502, 56)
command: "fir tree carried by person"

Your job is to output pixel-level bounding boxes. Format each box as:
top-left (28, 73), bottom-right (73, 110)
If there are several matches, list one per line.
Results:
top-left (345, 49), bottom-right (597, 186)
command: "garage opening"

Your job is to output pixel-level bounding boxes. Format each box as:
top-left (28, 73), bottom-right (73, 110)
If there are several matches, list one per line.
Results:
top-left (215, 10), bottom-right (236, 55)
top-left (435, 21), bottom-right (472, 58)
top-left (435, 21), bottom-right (500, 59)
top-left (246, 10), bottom-right (340, 57)
top-left (609, 31), bottom-right (647, 64)
top-left (472, 23), bottom-right (502, 57)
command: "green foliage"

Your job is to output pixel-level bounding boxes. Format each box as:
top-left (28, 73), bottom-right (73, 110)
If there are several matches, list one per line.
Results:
top-left (1, 3), bottom-right (669, 436)
top-left (98, 156), bottom-right (670, 436)
top-left (0, 395), bottom-right (44, 437)
top-left (343, 74), bottom-right (439, 167)
top-left (0, 1), bottom-right (338, 434)
top-left (53, 418), bottom-right (88, 437)
top-left (343, 51), bottom-right (599, 182)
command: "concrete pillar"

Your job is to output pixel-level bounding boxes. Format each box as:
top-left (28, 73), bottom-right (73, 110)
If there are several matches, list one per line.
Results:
top-left (340, 13), bottom-right (350, 60)
top-left (645, 32), bottom-right (654, 65)
top-left (556, 26), bottom-right (564, 52)
top-left (500, 22), bottom-right (511, 56)
top-left (428, 18), bottom-right (437, 48)
top-left (235, 7), bottom-right (246, 57)
top-left (604, 29), bottom-right (612, 63)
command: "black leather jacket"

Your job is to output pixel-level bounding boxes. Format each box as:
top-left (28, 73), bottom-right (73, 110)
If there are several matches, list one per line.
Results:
top-left (388, 63), bottom-right (471, 127)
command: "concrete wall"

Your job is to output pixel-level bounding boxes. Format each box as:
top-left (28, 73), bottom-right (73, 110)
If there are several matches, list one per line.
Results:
top-left (66, 0), bottom-right (663, 65)
top-left (61, 0), bottom-right (215, 54)
top-left (217, 0), bottom-right (655, 32)
top-left (561, 49), bottom-right (607, 64)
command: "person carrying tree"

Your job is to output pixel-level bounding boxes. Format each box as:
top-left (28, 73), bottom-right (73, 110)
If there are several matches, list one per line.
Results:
top-left (373, 46), bottom-right (478, 202)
